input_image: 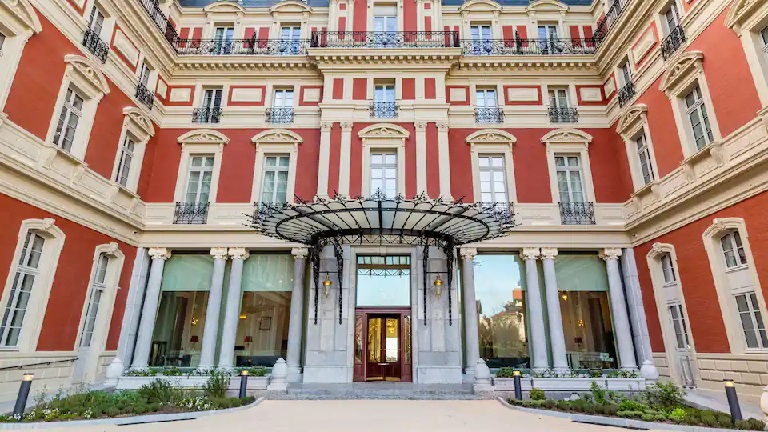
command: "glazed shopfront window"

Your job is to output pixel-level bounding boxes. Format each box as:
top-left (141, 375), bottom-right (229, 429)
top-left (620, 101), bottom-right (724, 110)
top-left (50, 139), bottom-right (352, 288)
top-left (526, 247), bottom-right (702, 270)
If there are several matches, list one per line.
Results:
top-left (150, 254), bottom-right (213, 367)
top-left (234, 254), bottom-right (293, 367)
top-left (474, 254), bottom-right (529, 369)
top-left (555, 254), bottom-right (618, 370)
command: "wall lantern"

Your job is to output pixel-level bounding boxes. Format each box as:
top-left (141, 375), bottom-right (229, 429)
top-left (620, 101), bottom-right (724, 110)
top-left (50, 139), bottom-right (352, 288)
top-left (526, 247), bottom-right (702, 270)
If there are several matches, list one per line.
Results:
top-left (433, 275), bottom-right (444, 298)
top-left (322, 273), bottom-right (333, 297)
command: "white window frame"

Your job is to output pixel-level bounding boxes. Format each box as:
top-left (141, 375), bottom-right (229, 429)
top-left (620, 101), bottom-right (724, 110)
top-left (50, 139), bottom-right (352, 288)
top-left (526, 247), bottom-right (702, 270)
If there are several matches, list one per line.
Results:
top-left (734, 291), bottom-right (768, 350)
top-left (478, 155), bottom-right (508, 203)
top-left (260, 155), bottom-right (291, 204)
top-left (668, 303), bottom-right (691, 349)
top-left (369, 151), bottom-right (398, 198)
top-left (542, 129), bottom-right (596, 204)
top-left (683, 85), bottom-right (715, 151)
top-left (184, 155), bottom-right (215, 204)
top-left (703, 218), bottom-right (768, 353)
top-left (84, 1), bottom-right (116, 43)
top-left (0, 231), bottom-right (45, 348)
top-left (173, 130), bottom-right (228, 204)
top-left (250, 129), bottom-right (301, 204)
top-left (359, 124), bottom-right (409, 198)
top-left (725, 1), bottom-right (768, 108)
top-left (466, 129), bottom-right (518, 203)
top-left (470, 24), bottom-right (492, 41)
top-left (617, 105), bottom-right (661, 192)
top-left (272, 88), bottom-right (295, 109)
top-left (114, 135), bottom-right (135, 188)
top-left (281, 25), bottom-right (301, 40)
top-left (618, 59), bottom-right (633, 87)
top-left (110, 108), bottom-right (154, 193)
top-left (720, 230), bottom-right (747, 270)
top-left (548, 87), bottom-right (571, 109)
top-left (554, 154), bottom-right (586, 203)
top-left (45, 55), bottom-right (110, 160)
top-left (635, 131), bottom-right (656, 185)
top-left (0, 1), bottom-right (42, 111)
top-left (662, 1), bottom-right (681, 35)
top-left (52, 87), bottom-right (85, 153)
top-left (0, 219), bottom-right (65, 352)
top-left (475, 88), bottom-right (498, 108)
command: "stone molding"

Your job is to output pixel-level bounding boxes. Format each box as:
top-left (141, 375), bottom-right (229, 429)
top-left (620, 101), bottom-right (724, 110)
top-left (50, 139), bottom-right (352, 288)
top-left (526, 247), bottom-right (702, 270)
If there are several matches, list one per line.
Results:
top-left (210, 247), bottom-right (229, 260)
top-left (148, 247), bottom-right (171, 260)
top-left (600, 248), bottom-right (623, 261)
top-left (540, 247), bottom-right (558, 260)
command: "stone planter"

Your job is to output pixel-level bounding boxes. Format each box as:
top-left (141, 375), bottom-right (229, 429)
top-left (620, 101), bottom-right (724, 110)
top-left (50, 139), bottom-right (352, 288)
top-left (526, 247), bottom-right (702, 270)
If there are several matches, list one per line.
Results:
top-left (116, 375), bottom-right (270, 390)
top-left (604, 377), bottom-right (646, 391)
top-left (492, 376), bottom-right (646, 393)
top-left (531, 377), bottom-right (596, 391)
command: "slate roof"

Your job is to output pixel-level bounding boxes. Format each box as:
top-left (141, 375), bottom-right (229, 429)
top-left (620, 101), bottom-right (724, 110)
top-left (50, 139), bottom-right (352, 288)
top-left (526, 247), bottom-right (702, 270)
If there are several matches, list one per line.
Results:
top-left (179, 0), bottom-right (594, 8)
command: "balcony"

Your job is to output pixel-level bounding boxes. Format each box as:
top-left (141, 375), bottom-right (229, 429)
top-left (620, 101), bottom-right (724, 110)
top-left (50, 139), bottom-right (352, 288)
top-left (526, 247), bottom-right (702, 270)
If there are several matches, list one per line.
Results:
top-left (475, 107), bottom-right (504, 124)
top-left (176, 38), bottom-right (308, 56)
top-left (137, 0), bottom-right (179, 47)
top-left (593, 0), bottom-right (631, 44)
top-left (310, 31), bottom-right (460, 49)
top-left (462, 38), bottom-right (597, 56)
top-left (266, 108), bottom-right (295, 124)
top-left (548, 107), bottom-right (579, 123)
top-left (82, 29), bottom-right (109, 64)
top-left (661, 25), bottom-right (686, 60)
top-left (174, 202), bottom-right (209, 225)
top-left (617, 82), bottom-right (635, 108)
top-left (135, 83), bottom-right (154, 109)
top-left (192, 107), bottom-right (222, 124)
top-left (370, 102), bottom-right (398, 119)
top-left (559, 202), bottom-right (596, 225)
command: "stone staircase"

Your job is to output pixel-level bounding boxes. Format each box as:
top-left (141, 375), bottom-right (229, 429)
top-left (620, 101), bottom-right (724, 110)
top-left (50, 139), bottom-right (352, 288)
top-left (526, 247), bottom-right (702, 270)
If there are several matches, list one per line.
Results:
top-left (263, 382), bottom-right (490, 400)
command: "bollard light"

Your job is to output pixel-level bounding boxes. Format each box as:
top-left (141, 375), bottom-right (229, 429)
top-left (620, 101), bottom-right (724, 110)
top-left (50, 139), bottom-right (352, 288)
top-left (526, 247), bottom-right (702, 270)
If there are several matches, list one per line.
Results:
top-left (724, 379), bottom-right (743, 422)
top-left (513, 370), bottom-right (523, 400)
top-left (239, 369), bottom-right (249, 398)
top-left (13, 373), bottom-right (34, 418)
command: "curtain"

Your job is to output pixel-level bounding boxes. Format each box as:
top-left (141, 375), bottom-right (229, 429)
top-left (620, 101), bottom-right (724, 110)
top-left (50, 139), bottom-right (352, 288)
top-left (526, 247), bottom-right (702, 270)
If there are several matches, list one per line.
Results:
top-left (241, 254), bottom-right (293, 292)
top-left (160, 254), bottom-right (215, 292)
top-left (554, 254), bottom-right (609, 292)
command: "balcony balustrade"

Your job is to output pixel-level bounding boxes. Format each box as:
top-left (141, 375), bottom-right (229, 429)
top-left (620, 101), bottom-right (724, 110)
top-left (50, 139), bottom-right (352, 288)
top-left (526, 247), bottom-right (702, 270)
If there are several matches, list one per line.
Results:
top-left (310, 31), bottom-right (460, 48)
top-left (174, 202), bottom-right (209, 225)
top-left (82, 29), bottom-right (109, 64)
top-left (176, 38), bottom-right (308, 55)
top-left (475, 107), bottom-right (504, 124)
top-left (192, 107), bottom-right (222, 124)
top-left (137, 0), bottom-right (179, 47)
top-left (559, 202), bottom-right (596, 225)
top-left (135, 83), bottom-right (155, 109)
top-left (266, 108), bottom-right (295, 124)
top-left (462, 37), bottom-right (597, 56)
top-left (616, 82), bottom-right (635, 108)
top-left (593, 0), bottom-right (631, 44)
top-left (548, 107), bottom-right (579, 123)
top-left (370, 102), bottom-right (398, 119)
top-left (661, 25), bottom-right (686, 60)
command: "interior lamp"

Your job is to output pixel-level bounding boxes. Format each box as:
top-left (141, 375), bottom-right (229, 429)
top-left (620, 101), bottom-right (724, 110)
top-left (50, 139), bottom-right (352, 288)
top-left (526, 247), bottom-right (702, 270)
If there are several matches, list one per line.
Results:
top-left (433, 275), bottom-right (444, 298)
top-left (322, 273), bottom-right (333, 297)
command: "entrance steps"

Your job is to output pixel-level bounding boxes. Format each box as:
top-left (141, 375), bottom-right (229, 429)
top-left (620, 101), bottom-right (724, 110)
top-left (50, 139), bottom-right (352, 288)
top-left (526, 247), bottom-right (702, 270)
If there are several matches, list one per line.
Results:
top-left (266, 382), bottom-right (489, 400)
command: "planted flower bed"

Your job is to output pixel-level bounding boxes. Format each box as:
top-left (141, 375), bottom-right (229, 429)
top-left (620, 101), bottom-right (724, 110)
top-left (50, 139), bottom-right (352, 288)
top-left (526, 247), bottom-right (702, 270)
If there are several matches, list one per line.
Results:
top-left (117, 367), bottom-right (269, 391)
top-left (0, 376), bottom-right (254, 423)
top-left (508, 381), bottom-right (766, 431)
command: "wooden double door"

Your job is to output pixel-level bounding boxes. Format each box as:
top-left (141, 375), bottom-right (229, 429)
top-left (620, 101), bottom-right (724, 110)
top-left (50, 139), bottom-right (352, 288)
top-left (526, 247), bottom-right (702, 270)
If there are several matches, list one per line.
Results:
top-left (353, 310), bottom-right (412, 382)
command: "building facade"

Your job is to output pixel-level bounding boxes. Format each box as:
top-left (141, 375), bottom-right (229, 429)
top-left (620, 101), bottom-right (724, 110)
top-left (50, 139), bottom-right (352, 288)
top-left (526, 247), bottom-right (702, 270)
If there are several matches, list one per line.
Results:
top-left (0, 0), bottom-right (767, 403)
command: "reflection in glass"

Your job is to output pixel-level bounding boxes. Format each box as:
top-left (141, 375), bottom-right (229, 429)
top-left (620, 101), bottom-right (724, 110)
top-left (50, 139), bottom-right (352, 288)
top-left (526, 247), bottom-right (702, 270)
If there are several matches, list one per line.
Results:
top-left (385, 318), bottom-right (399, 362)
top-left (474, 254), bottom-right (530, 368)
top-left (368, 318), bottom-right (382, 362)
top-left (404, 315), bottom-right (412, 364)
top-left (150, 291), bottom-right (209, 367)
top-left (355, 315), bottom-right (363, 363)
top-left (356, 256), bottom-right (411, 307)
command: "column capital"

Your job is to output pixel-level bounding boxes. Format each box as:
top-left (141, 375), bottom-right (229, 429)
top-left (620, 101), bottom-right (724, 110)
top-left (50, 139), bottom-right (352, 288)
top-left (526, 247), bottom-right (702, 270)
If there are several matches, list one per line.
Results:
top-left (600, 247), bottom-right (623, 261)
top-left (228, 247), bottom-right (250, 260)
top-left (415, 121), bottom-right (428, 130)
top-left (291, 247), bottom-right (309, 258)
top-left (540, 247), bottom-right (558, 260)
top-left (210, 247), bottom-right (229, 260)
top-left (520, 247), bottom-right (540, 261)
top-left (321, 121), bottom-right (334, 131)
top-left (340, 121), bottom-right (354, 131)
top-left (436, 122), bottom-right (449, 131)
top-left (148, 247), bottom-right (171, 260)
top-left (460, 247), bottom-right (478, 260)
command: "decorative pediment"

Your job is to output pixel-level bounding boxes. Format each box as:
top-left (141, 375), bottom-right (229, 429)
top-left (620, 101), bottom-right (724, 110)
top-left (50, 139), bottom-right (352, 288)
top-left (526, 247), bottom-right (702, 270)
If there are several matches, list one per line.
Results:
top-left (203, 1), bottom-right (246, 17)
top-left (1, 0), bottom-right (42, 33)
top-left (252, 129), bottom-right (303, 144)
top-left (725, 0), bottom-right (764, 31)
top-left (64, 55), bottom-right (110, 95)
top-left (358, 123), bottom-right (410, 139)
top-left (616, 104), bottom-right (648, 135)
top-left (541, 128), bottom-right (593, 144)
top-left (123, 107), bottom-right (155, 137)
top-left (703, 217), bottom-right (744, 239)
top-left (178, 129), bottom-right (229, 145)
top-left (270, 0), bottom-right (312, 15)
top-left (647, 242), bottom-right (673, 259)
top-left (465, 129), bottom-right (517, 144)
top-left (659, 51), bottom-right (704, 94)
top-left (458, 0), bottom-right (501, 13)
top-left (526, 0), bottom-right (569, 13)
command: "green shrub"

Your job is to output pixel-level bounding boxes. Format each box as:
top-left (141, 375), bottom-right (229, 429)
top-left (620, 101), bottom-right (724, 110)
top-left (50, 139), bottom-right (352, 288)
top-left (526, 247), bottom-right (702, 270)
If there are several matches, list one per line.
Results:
top-left (644, 382), bottom-right (685, 409)
top-left (699, 411), bottom-right (717, 427)
top-left (667, 408), bottom-right (687, 423)
top-left (529, 387), bottom-right (545, 401)
top-left (618, 399), bottom-right (646, 412)
top-left (590, 381), bottom-right (607, 405)
top-left (617, 410), bottom-right (643, 419)
top-left (734, 418), bottom-right (766, 430)
top-left (138, 379), bottom-right (180, 404)
top-left (162, 367), bottom-right (183, 376)
top-left (496, 367), bottom-right (515, 378)
top-left (555, 400), bottom-right (569, 411)
top-left (203, 371), bottom-right (230, 399)
top-left (527, 400), bottom-right (547, 408)
top-left (641, 413), bottom-right (654, 422)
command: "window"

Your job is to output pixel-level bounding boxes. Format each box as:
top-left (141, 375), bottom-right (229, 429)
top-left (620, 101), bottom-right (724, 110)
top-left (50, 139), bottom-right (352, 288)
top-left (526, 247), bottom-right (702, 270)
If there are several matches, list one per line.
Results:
top-left (761, 27), bottom-right (768, 57)
top-left (684, 85), bottom-right (714, 150)
top-left (373, 5), bottom-right (398, 46)
top-left (138, 62), bottom-right (151, 87)
top-left (273, 89), bottom-right (294, 109)
top-left (281, 26), bottom-right (301, 41)
top-left (185, 155), bottom-right (214, 204)
top-left (269, 89), bottom-right (294, 124)
top-left (661, 253), bottom-right (677, 284)
top-left (619, 61), bottom-right (633, 86)
top-left (0, 33), bottom-right (5, 55)
top-left (537, 24), bottom-right (558, 39)
top-left (114, 136), bottom-right (135, 188)
top-left (635, 132), bottom-right (655, 184)
top-left (79, 253), bottom-right (108, 348)
top-left (279, 26), bottom-right (303, 54)
top-left (195, 88), bottom-right (223, 123)
top-left (478, 156), bottom-right (507, 202)
top-left (663, 2), bottom-right (680, 34)
top-left (261, 155), bottom-right (290, 204)
top-left (721, 231), bottom-right (747, 269)
top-left (470, 24), bottom-right (491, 41)
top-left (53, 87), bottom-right (84, 152)
top-left (0, 232), bottom-right (45, 347)
top-left (549, 88), bottom-right (570, 109)
top-left (555, 155), bottom-right (584, 203)
top-left (370, 152), bottom-right (397, 198)
top-left (735, 292), bottom-right (768, 349)
top-left (476, 88), bottom-right (497, 108)
top-left (374, 15), bottom-right (397, 34)
top-left (373, 83), bottom-right (396, 118)
top-left (668, 304), bottom-right (690, 349)
top-left (87, 5), bottom-right (105, 36)
top-left (213, 26), bottom-right (234, 54)
top-left (203, 89), bottom-right (223, 110)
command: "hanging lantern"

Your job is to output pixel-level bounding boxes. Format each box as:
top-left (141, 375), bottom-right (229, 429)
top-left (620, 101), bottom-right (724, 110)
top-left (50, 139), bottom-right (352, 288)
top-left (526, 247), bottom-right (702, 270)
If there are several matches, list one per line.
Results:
top-left (323, 273), bottom-right (333, 297)
top-left (433, 275), bottom-right (444, 298)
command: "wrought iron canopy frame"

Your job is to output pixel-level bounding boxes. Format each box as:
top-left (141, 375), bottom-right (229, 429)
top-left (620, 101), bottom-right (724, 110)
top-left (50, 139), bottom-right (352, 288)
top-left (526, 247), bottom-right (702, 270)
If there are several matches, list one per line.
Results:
top-left (247, 191), bottom-right (515, 326)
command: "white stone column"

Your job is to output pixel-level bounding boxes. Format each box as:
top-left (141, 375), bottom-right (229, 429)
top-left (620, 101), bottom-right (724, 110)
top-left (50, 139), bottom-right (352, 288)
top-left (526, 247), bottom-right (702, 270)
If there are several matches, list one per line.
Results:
top-left (338, 122), bottom-right (353, 196)
top-left (541, 247), bottom-right (569, 371)
top-left (316, 122), bottom-right (333, 198)
top-left (286, 247), bottom-right (308, 381)
top-left (602, 248), bottom-right (638, 370)
top-left (522, 248), bottom-right (548, 371)
top-left (415, 122), bottom-right (428, 195)
top-left (436, 122), bottom-right (453, 201)
top-left (198, 248), bottom-right (229, 369)
top-left (131, 247), bottom-right (171, 369)
top-left (460, 247), bottom-right (480, 375)
top-left (621, 247), bottom-right (659, 380)
top-left (218, 248), bottom-right (249, 369)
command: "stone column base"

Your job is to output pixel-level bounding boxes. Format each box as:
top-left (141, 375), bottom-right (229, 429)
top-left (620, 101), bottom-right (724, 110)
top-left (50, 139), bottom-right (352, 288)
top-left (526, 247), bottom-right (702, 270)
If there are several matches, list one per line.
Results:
top-left (287, 366), bottom-right (302, 383)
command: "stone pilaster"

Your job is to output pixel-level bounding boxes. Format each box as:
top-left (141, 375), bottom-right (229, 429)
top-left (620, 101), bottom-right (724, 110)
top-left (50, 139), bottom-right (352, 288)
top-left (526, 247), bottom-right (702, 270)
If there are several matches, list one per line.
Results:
top-left (131, 247), bottom-right (171, 369)
top-left (601, 248), bottom-right (638, 370)
top-left (460, 247), bottom-right (479, 375)
top-left (541, 247), bottom-right (569, 371)
top-left (286, 247), bottom-right (309, 381)
top-left (198, 247), bottom-right (229, 369)
top-left (218, 247), bottom-right (249, 369)
top-left (521, 247), bottom-right (548, 371)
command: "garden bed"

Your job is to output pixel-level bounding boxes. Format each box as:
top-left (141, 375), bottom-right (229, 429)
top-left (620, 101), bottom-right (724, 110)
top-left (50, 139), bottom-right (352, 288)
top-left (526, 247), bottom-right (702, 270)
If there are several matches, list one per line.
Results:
top-left (117, 367), bottom-right (269, 391)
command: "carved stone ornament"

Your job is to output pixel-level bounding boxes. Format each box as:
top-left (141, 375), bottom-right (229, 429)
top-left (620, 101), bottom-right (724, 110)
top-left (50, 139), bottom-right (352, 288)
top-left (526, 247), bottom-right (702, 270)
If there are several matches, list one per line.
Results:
top-left (148, 247), bottom-right (172, 260)
top-left (599, 248), bottom-right (623, 261)
top-left (616, 105), bottom-right (648, 136)
top-left (725, 0), bottom-right (763, 31)
top-left (104, 242), bottom-right (120, 256)
top-left (210, 247), bottom-right (230, 260)
top-left (648, 242), bottom-right (672, 259)
top-left (178, 129), bottom-right (230, 145)
top-left (2, 0), bottom-right (43, 34)
top-left (291, 247), bottom-right (309, 258)
top-left (229, 247), bottom-right (250, 260)
top-left (540, 128), bottom-right (593, 144)
top-left (460, 247), bottom-right (478, 260)
top-left (465, 129), bottom-right (517, 144)
top-left (703, 218), bottom-right (744, 239)
top-left (123, 107), bottom-right (155, 137)
top-left (269, 0), bottom-right (313, 15)
top-left (203, 1), bottom-right (246, 17)
top-left (251, 129), bottom-right (303, 144)
top-left (64, 55), bottom-right (111, 95)
top-left (40, 218), bottom-right (56, 231)
top-left (659, 51), bottom-right (705, 94)
top-left (458, 0), bottom-right (501, 13)
top-left (520, 247), bottom-right (541, 261)
top-left (358, 123), bottom-right (410, 139)
top-left (526, 0), bottom-right (569, 13)
top-left (540, 247), bottom-right (558, 260)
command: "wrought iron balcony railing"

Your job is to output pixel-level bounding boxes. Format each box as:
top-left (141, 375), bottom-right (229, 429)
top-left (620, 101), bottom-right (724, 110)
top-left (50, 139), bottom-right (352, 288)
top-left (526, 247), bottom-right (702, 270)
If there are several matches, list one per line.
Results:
top-left (176, 38), bottom-right (308, 55)
top-left (617, 81), bottom-right (635, 108)
top-left (593, 0), bottom-right (631, 44)
top-left (661, 25), bottom-right (686, 60)
top-left (548, 106), bottom-right (579, 123)
top-left (137, 0), bottom-right (179, 47)
top-left (559, 202), bottom-right (596, 225)
top-left (135, 83), bottom-right (155, 109)
top-left (266, 108), bottom-right (295, 124)
top-left (462, 37), bottom-right (597, 56)
top-left (82, 29), bottom-right (109, 64)
top-left (192, 107), bottom-right (222, 124)
top-left (370, 102), bottom-right (398, 118)
top-left (174, 202), bottom-right (209, 225)
top-left (309, 30), bottom-right (461, 48)
top-left (475, 107), bottom-right (504, 124)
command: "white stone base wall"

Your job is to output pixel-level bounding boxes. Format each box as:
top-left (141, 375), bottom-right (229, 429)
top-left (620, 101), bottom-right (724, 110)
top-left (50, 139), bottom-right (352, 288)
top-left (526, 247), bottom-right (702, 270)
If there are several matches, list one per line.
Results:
top-left (0, 352), bottom-right (77, 403)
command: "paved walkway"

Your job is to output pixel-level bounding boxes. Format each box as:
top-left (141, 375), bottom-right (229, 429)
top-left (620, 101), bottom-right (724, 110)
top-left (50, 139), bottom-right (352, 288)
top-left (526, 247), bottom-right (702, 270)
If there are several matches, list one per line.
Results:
top-left (35, 400), bottom-right (670, 432)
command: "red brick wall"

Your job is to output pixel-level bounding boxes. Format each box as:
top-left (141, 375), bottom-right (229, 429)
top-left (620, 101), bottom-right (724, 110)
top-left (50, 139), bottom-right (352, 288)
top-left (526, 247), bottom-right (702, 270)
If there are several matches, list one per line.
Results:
top-left (636, 76), bottom-right (684, 178)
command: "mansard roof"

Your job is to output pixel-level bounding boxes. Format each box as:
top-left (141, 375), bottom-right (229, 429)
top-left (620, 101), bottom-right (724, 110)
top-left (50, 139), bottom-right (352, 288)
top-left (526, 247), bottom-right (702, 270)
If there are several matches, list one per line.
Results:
top-left (179, 0), bottom-right (593, 8)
